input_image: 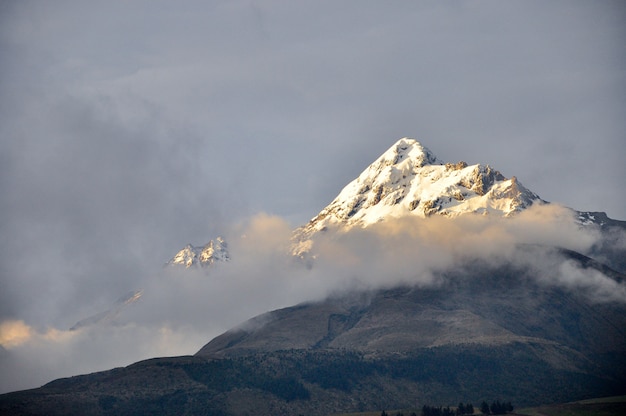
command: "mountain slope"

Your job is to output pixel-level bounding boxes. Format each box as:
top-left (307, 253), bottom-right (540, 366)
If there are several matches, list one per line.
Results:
top-left (198, 246), bottom-right (626, 358)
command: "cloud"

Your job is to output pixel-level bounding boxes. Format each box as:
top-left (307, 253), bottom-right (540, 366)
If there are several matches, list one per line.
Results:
top-left (0, 320), bottom-right (77, 351)
top-left (0, 320), bottom-right (33, 349)
top-left (0, 214), bottom-right (303, 393)
top-left (303, 204), bottom-right (622, 300)
top-left (0, 319), bottom-right (209, 394)
top-left (555, 260), bottom-right (626, 303)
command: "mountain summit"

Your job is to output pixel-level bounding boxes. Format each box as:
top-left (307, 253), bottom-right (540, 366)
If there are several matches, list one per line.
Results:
top-left (293, 138), bottom-right (543, 256)
top-left (310, 138), bottom-right (541, 226)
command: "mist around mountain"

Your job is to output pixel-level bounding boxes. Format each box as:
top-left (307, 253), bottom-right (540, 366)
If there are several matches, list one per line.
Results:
top-left (2, 241), bottom-right (624, 415)
top-left (1, 139), bottom-right (625, 414)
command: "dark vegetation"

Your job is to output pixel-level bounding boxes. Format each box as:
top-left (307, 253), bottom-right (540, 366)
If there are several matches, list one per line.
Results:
top-left (181, 358), bottom-right (309, 402)
top-left (420, 402), bottom-right (475, 416)
top-left (479, 400), bottom-right (513, 415)
top-left (380, 401), bottom-right (509, 416)
top-left (1, 344), bottom-right (624, 415)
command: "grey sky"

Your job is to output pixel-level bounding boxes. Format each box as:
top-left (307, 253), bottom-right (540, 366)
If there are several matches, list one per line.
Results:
top-left (0, 0), bottom-right (625, 392)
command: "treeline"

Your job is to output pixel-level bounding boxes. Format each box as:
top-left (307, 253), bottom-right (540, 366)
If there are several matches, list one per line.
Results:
top-left (480, 400), bottom-right (514, 415)
top-left (421, 402), bottom-right (474, 416)
top-left (380, 400), bottom-right (513, 416)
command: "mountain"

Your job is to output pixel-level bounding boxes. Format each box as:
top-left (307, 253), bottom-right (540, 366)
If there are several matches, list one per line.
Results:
top-left (304, 138), bottom-right (542, 229)
top-left (166, 139), bottom-right (625, 271)
top-left (167, 236), bottom-right (230, 268)
top-left (293, 138), bottom-right (626, 271)
top-left (69, 290), bottom-right (142, 331)
top-left (294, 138), bottom-right (545, 258)
top-left (2, 138), bottom-right (625, 415)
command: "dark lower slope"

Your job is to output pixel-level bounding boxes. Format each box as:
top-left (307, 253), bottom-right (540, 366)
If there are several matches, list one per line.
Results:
top-left (1, 345), bottom-right (624, 416)
top-left (1, 248), bottom-right (625, 415)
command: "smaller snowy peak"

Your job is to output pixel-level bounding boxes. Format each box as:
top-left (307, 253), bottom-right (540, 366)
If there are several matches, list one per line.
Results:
top-left (168, 237), bottom-right (230, 268)
top-left (376, 138), bottom-right (443, 169)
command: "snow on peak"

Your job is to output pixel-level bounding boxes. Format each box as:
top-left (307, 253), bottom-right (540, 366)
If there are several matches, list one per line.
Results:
top-left (292, 138), bottom-right (544, 255)
top-left (377, 138), bottom-right (443, 169)
top-left (168, 237), bottom-right (230, 268)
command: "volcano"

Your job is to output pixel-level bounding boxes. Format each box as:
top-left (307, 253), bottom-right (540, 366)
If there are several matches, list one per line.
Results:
top-left (2, 138), bottom-right (625, 416)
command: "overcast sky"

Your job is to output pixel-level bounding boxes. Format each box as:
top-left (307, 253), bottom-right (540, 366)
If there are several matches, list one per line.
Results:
top-left (1, 0), bottom-right (625, 393)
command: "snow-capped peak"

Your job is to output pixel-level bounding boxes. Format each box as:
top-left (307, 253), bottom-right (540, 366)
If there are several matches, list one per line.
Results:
top-left (292, 138), bottom-right (544, 254)
top-left (168, 237), bottom-right (230, 268)
top-left (373, 138), bottom-right (443, 170)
